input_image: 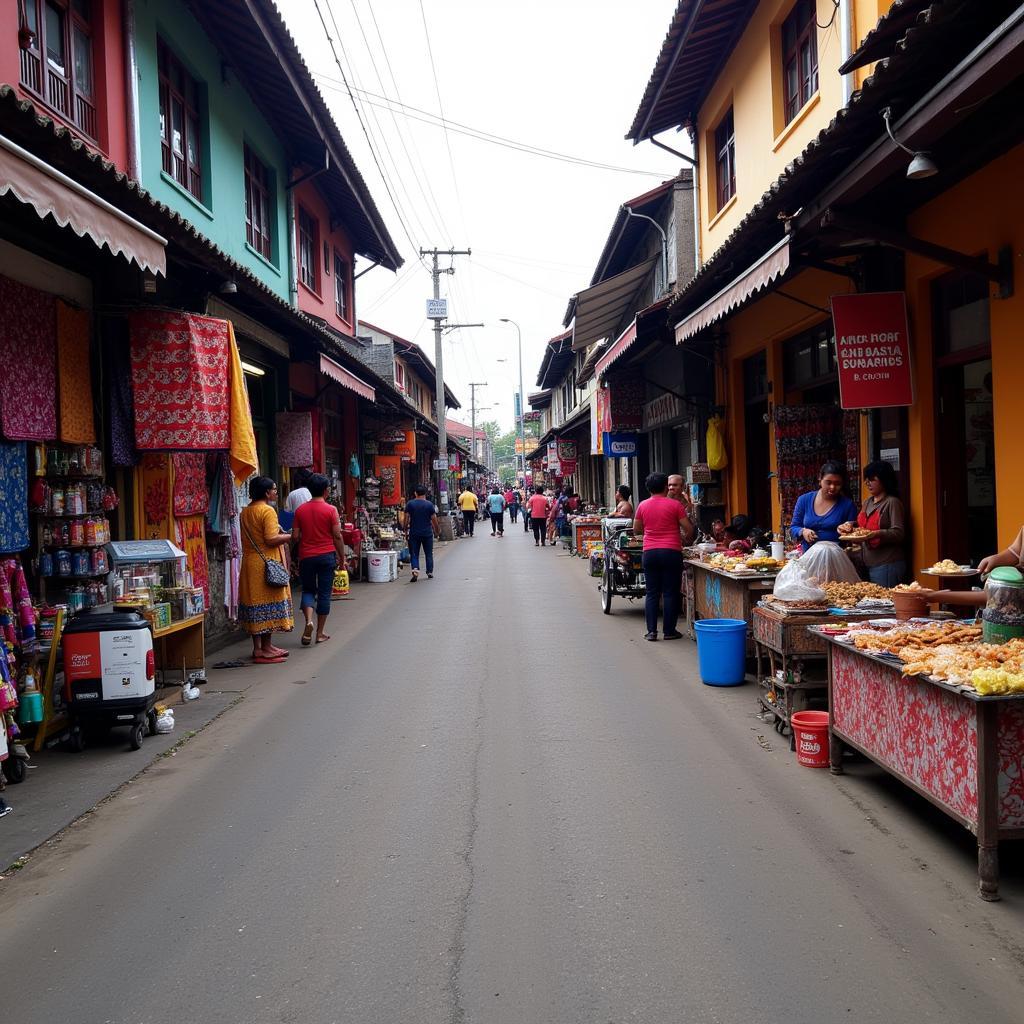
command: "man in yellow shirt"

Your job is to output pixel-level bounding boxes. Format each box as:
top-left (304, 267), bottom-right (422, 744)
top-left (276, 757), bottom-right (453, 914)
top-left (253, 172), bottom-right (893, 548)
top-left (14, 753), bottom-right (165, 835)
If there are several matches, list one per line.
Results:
top-left (457, 485), bottom-right (479, 537)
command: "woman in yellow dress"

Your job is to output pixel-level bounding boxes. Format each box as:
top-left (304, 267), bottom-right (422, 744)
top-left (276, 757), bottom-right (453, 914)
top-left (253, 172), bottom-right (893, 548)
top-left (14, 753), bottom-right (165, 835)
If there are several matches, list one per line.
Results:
top-left (238, 477), bottom-right (293, 663)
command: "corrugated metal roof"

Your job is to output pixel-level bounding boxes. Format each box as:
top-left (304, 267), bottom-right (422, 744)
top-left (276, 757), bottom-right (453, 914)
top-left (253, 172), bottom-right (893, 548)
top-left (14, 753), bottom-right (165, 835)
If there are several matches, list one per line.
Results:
top-left (183, 0), bottom-right (402, 271)
top-left (839, 0), bottom-right (934, 74)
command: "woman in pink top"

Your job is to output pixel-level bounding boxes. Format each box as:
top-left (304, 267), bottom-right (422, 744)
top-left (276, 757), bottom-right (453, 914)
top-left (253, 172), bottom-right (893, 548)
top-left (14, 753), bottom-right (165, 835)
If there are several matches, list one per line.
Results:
top-left (526, 486), bottom-right (550, 546)
top-left (633, 472), bottom-right (695, 641)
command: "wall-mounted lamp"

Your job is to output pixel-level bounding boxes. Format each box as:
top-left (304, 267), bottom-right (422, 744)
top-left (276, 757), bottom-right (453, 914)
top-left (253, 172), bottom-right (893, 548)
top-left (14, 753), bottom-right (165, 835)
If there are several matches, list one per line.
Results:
top-left (240, 361), bottom-right (265, 377)
top-left (882, 107), bottom-right (938, 180)
top-left (219, 278), bottom-right (238, 295)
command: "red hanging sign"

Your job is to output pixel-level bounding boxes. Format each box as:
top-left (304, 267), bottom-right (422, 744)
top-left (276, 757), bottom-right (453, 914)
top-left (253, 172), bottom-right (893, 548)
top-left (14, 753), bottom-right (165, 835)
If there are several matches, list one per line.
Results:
top-left (831, 292), bottom-right (914, 410)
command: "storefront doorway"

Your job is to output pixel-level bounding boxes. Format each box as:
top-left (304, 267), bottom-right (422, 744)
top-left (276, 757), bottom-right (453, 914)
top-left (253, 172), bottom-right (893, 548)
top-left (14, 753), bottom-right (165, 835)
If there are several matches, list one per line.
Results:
top-left (933, 272), bottom-right (995, 566)
top-left (743, 351), bottom-right (772, 529)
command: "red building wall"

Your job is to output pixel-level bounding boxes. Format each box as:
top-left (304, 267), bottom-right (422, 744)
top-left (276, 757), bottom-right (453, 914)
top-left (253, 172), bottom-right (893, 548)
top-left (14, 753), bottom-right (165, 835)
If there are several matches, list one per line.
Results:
top-left (293, 177), bottom-right (357, 337)
top-left (1, 0), bottom-right (129, 172)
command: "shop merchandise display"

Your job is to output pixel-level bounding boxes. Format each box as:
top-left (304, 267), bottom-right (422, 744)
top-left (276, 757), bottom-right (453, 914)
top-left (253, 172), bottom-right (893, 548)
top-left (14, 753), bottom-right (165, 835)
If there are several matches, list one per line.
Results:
top-left (821, 581), bottom-right (893, 608)
top-left (773, 404), bottom-right (847, 526)
top-left (925, 558), bottom-right (972, 574)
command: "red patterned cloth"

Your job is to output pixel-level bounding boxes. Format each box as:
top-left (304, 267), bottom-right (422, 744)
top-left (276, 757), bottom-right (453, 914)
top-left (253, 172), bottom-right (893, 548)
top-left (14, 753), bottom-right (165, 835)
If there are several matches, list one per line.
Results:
top-left (0, 276), bottom-right (57, 441)
top-left (172, 453), bottom-right (209, 517)
top-left (130, 311), bottom-right (230, 450)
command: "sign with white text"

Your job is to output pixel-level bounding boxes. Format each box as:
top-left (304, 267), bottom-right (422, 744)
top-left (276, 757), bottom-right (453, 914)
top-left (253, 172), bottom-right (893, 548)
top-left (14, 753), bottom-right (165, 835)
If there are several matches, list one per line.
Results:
top-left (426, 298), bottom-right (448, 319)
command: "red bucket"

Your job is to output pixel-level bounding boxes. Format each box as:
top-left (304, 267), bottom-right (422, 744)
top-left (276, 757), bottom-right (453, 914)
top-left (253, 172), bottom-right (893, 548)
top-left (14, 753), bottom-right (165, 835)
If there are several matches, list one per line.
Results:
top-left (790, 710), bottom-right (830, 768)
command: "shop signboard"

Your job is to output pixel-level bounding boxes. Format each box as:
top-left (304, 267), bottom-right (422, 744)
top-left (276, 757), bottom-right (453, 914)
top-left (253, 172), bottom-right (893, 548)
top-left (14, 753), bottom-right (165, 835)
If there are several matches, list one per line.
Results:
top-left (379, 421), bottom-right (414, 443)
top-left (603, 373), bottom-right (644, 430)
top-left (433, 457), bottom-right (449, 470)
top-left (393, 431), bottom-right (416, 461)
top-left (556, 437), bottom-right (578, 476)
top-left (602, 432), bottom-right (638, 457)
top-left (642, 393), bottom-right (685, 431)
top-left (426, 298), bottom-right (448, 319)
top-left (831, 292), bottom-right (914, 409)
top-left (547, 440), bottom-right (560, 474)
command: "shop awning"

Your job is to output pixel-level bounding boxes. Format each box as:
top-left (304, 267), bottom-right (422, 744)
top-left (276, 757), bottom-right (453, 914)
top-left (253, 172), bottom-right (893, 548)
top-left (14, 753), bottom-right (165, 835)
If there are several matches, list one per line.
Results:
top-left (571, 255), bottom-right (659, 351)
top-left (595, 296), bottom-right (670, 378)
top-left (0, 132), bottom-right (166, 276)
top-left (674, 237), bottom-right (790, 344)
top-left (319, 354), bottom-right (376, 401)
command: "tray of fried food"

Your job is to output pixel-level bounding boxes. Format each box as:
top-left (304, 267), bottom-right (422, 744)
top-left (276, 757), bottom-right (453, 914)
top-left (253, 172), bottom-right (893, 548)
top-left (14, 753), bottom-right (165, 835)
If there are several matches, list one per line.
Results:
top-left (923, 558), bottom-right (976, 575)
top-left (763, 595), bottom-right (830, 614)
top-left (903, 638), bottom-right (1024, 687)
top-left (839, 528), bottom-right (873, 542)
top-left (851, 621), bottom-right (982, 655)
top-left (822, 581), bottom-right (893, 608)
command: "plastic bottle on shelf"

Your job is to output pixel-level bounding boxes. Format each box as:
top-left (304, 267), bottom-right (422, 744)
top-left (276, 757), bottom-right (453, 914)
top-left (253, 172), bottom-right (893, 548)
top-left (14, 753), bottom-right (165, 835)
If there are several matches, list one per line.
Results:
top-left (56, 549), bottom-right (72, 576)
top-left (51, 487), bottom-right (64, 516)
top-left (70, 519), bottom-right (85, 546)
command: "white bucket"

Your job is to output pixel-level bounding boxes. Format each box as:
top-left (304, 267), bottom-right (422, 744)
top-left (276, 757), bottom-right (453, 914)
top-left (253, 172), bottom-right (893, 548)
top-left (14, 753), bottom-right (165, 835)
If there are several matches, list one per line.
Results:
top-left (367, 552), bottom-right (390, 583)
top-left (388, 550), bottom-right (399, 580)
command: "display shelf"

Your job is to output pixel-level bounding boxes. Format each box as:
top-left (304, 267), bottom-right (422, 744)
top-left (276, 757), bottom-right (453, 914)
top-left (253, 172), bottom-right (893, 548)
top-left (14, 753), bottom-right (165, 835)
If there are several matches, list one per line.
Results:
top-left (43, 474), bottom-right (105, 482)
top-left (35, 511), bottom-right (102, 519)
top-left (41, 542), bottom-right (106, 550)
top-left (43, 571), bottom-right (110, 580)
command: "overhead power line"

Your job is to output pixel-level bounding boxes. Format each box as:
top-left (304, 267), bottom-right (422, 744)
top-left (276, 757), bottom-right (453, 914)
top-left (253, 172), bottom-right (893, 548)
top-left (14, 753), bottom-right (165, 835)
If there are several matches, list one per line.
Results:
top-left (312, 72), bottom-right (674, 178)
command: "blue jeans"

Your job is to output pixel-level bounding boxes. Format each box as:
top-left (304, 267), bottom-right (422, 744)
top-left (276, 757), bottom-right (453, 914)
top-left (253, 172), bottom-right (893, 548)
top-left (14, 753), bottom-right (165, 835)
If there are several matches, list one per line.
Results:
top-left (300, 553), bottom-right (336, 616)
top-left (409, 533), bottom-right (434, 574)
top-left (642, 549), bottom-right (683, 635)
top-left (867, 561), bottom-right (905, 588)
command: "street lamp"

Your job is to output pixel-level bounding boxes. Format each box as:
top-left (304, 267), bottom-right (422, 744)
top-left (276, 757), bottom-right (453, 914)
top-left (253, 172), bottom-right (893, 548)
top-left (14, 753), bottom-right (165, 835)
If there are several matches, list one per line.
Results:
top-left (499, 317), bottom-right (526, 488)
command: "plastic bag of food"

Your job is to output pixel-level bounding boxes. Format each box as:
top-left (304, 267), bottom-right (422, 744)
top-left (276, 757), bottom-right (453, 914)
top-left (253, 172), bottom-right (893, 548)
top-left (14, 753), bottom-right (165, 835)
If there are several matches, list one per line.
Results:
top-left (772, 558), bottom-right (827, 604)
top-left (797, 541), bottom-right (860, 584)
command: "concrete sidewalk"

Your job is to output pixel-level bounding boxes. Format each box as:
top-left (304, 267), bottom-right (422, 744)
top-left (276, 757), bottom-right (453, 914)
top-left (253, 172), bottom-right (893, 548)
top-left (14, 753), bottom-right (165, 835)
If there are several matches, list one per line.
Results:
top-left (0, 538), bottom-right (461, 870)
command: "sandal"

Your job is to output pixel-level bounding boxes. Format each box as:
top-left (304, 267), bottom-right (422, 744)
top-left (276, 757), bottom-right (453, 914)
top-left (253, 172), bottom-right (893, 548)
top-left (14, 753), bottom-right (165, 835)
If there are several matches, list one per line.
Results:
top-left (301, 622), bottom-right (314, 646)
top-left (253, 654), bottom-right (286, 664)
top-left (265, 645), bottom-right (289, 658)
top-left (315, 634), bottom-right (331, 644)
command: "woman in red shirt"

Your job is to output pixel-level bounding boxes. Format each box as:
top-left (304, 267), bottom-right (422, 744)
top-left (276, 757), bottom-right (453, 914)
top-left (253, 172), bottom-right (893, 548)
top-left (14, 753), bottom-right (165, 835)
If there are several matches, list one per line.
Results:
top-left (291, 473), bottom-right (347, 646)
top-left (526, 486), bottom-right (550, 547)
top-left (633, 472), bottom-right (694, 641)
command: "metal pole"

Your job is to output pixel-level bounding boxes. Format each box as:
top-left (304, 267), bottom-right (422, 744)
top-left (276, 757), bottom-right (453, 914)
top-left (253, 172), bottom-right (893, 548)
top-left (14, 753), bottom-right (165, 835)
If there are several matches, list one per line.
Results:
top-left (500, 318), bottom-right (526, 487)
top-left (468, 382), bottom-right (488, 487)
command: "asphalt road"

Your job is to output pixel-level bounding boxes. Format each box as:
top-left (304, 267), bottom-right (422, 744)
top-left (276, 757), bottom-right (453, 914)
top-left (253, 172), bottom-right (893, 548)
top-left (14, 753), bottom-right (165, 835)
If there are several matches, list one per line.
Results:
top-left (2, 522), bottom-right (1024, 1024)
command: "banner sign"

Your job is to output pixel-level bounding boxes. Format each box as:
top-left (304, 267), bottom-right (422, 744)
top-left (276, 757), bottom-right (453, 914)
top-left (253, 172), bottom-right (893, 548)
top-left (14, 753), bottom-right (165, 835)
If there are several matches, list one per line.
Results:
top-left (591, 393), bottom-right (602, 455)
top-left (546, 440), bottom-right (559, 474)
top-left (556, 437), bottom-right (578, 476)
top-left (426, 298), bottom-right (448, 319)
top-left (393, 431), bottom-right (416, 461)
top-left (830, 292), bottom-right (914, 409)
top-left (602, 432), bottom-right (638, 457)
top-left (522, 410), bottom-right (542, 423)
top-left (643, 393), bottom-right (685, 431)
top-left (605, 373), bottom-right (644, 430)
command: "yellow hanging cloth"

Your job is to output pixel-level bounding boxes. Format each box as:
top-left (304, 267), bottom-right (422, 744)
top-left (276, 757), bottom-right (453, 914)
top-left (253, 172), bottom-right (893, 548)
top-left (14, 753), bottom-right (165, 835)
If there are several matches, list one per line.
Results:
top-left (56, 302), bottom-right (96, 443)
top-left (227, 322), bottom-right (258, 485)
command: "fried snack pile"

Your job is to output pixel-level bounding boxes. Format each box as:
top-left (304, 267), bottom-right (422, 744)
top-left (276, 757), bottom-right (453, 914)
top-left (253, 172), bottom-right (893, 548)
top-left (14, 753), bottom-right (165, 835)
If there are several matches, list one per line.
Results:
top-left (971, 666), bottom-right (1024, 695)
top-left (822, 581), bottom-right (892, 608)
top-left (926, 559), bottom-right (964, 574)
top-left (851, 622), bottom-right (981, 655)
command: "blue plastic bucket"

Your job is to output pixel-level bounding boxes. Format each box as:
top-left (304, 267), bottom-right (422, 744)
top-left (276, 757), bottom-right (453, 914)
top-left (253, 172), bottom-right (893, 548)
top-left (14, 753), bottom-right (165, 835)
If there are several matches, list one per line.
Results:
top-left (694, 619), bottom-right (748, 686)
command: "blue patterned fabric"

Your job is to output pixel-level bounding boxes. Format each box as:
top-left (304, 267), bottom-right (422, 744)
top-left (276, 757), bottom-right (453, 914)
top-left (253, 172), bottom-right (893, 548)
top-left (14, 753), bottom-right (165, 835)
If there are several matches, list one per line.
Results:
top-left (236, 599), bottom-right (293, 626)
top-left (0, 443), bottom-right (29, 554)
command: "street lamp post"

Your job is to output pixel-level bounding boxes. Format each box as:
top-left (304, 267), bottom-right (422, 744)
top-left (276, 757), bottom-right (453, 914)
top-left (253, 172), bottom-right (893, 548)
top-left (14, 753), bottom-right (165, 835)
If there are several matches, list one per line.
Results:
top-left (499, 318), bottom-right (526, 488)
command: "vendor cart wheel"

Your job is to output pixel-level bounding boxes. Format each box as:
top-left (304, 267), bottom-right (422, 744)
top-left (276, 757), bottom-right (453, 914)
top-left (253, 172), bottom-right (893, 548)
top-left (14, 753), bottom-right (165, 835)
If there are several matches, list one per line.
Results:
top-left (601, 569), bottom-right (614, 614)
top-left (2, 756), bottom-right (26, 784)
top-left (68, 729), bottom-right (85, 753)
top-left (129, 720), bottom-right (145, 751)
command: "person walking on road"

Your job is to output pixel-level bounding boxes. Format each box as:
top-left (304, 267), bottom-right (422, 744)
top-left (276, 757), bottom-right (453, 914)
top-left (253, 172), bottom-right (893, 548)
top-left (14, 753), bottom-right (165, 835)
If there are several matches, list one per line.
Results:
top-left (527, 486), bottom-right (550, 546)
top-left (487, 486), bottom-right (507, 536)
top-left (508, 487), bottom-right (521, 524)
top-left (403, 485), bottom-right (440, 582)
top-left (633, 472), bottom-right (695, 642)
top-left (457, 484), bottom-right (479, 537)
top-left (291, 473), bottom-right (346, 646)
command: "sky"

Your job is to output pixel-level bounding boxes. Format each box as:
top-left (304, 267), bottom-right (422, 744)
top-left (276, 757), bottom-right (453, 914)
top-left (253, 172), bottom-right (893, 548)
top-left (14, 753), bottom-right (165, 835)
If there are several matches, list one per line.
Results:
top-left (278, 0), bottom-right (682, 432)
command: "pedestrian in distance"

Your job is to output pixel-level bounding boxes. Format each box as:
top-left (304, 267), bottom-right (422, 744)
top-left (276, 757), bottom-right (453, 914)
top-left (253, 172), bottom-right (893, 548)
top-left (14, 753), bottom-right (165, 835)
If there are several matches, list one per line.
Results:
top-left (284, 467), bottom-right (313, 514)
top-left (546, 489), bottom-right (562, 547)
top-left (487, 485), bottom-right (507, 536)
top-left (238, 476), bottom-right (294, 663)
top-left (403, 485), bottom-right (440, 582)
top-left (503, 485), bottom-right (516, 523)
top-left (633, 472), bottom-right (695, 642)
top-left (457, 483), bottom-right (479, 537)
top-left (291, 473), bottom-right (347, 646)
top-left (527, 486), bottom-right (550, 546)
top-left (508, 487), bottom-right (522, 524)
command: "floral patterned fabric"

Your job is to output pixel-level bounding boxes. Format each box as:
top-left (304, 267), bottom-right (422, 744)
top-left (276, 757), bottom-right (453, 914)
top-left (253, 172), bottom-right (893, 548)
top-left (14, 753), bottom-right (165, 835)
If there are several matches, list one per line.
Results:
top-left (175, 514), bottom-right (209, 611)
top-left (0, 557), bottom-right (35, 646)
top-left (276, 412), bottom-right (314, 467)
top-left (172, 453), bottom-right (209, 517)
top-left (0, 443), bottom-right (29, 554)
top-left (130, 311), bottom-right (231, 450)
top-left (0, 276), bottom-right (57, 441)
top-left (57, 301), bottom-right (96, 443)
top-left (136, 454), bottom-right (172, 541)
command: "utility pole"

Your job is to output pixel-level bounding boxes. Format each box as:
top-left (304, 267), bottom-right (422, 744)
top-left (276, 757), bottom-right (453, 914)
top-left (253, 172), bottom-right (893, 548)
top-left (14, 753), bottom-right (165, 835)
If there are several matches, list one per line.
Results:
top-left (421, 246), bottom-right (471, 505)
top-left (499, 318), bottom-right (526, 488)
top-left (468, 382), bottom-right (487, 484)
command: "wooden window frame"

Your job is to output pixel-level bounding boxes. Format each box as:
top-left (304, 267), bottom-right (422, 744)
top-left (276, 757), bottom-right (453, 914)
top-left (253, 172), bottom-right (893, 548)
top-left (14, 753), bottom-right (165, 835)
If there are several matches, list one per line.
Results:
top-left (19, 0), bottom-right (98, 141)
top-left (714, 107), bottom-right (736, 211)
top-left (244, 144), bottom-right (273, 260)
top-left (333, 250), bottom-right (349, 321)
top-left (782, 0), bottom-right (818, 126)
top-left (298, 206), bottom-right (320, 293)
top-left (158, 38), bottom-right (203, 202)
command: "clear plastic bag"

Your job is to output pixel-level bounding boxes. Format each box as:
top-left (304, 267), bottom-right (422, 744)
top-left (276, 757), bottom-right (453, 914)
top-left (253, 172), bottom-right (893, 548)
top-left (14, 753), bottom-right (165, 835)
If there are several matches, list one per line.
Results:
top-left (796, 541), bottom-right (860, 584)
top-left (772, 558), bottom-right (827, 603)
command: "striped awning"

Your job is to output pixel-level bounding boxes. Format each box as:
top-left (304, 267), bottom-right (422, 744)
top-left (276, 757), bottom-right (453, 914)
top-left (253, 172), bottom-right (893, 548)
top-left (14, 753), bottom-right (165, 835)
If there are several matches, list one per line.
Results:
top-left (319, 354), bottom-right (375, 401)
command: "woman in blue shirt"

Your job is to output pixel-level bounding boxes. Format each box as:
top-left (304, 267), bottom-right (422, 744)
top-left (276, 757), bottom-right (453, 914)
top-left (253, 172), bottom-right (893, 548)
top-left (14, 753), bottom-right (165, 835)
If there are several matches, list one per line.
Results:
top-left (790, 461), bottom-right (859, 551)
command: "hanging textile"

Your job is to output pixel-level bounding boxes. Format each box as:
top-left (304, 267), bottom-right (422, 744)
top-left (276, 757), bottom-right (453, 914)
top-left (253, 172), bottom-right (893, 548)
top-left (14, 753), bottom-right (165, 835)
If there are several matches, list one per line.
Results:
top-left (130, 311), bottom-right (230, 450)
top-left (175, 515), bottom-right (210, 610)
top-left (0, 276), bottom-right (57, 441)
top-left (172, 453), bottom-right (209, 517)
top-left (134, 453), bottom-right (173, 541)
top-left (0, 558), bottom-right (35, 646)
top-left (228, 323), bottom-right (258, 484)
top-left (373, 456), bottom-right (403, 506)
top-left (0, 443), bottom-right (29, 554)
top-left (56, 301), bottom-right (96, 443)
top-left (276, 412), bottom-right (314, 467)
top-left (110, 336), bottom-right (138, 466)
top-left (774, 404), bottom-right (846, 527)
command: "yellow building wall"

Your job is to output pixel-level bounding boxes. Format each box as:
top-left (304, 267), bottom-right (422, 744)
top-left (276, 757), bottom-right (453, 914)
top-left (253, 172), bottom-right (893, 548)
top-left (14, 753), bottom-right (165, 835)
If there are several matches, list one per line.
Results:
top-left (903, 142), bottom-right (1024, 575)
top-left (698, 0), bottom-right (892, 261)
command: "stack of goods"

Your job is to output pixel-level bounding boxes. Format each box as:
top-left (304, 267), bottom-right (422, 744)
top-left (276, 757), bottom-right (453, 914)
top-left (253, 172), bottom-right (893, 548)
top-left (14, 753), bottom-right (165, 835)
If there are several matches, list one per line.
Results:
top-left (706, 552), bottom-right (783, 574)
top-left (763, 595), bottom-right (830, 613)
top-left (845, 621), bottom-right (1024, 693)
top-left (774, 405), bottom-right (845, 525)
top-left (822, 581), bottom-right (893, 609)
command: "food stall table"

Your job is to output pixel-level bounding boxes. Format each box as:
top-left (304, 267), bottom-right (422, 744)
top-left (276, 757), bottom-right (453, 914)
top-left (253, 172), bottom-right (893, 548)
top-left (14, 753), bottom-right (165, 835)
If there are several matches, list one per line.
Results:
top-left (571, 518), bottom-right (603, 557)
top-left (685, 560), bottom-right (780, 655)
top-left (821, 635), bottom-right (1024, 901)
top-left (153, 612), bottom-right (206, 686)
top-left (753, 606), bottom-right (880, 745)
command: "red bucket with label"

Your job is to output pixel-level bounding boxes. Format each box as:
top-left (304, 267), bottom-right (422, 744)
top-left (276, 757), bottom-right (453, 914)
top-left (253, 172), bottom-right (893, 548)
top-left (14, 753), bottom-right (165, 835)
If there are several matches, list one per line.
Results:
top-left (790, 710), bottom-right (830, 768)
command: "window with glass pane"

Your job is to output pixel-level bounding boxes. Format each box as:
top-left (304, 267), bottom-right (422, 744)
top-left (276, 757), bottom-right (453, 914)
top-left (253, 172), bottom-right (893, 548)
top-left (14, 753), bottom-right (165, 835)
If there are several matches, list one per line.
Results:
top-left (782, 0), bottom-right (818, 125)
top-left (714, 107), bottom-right (735, 211)
top-left (298, 208), bottom-right (319, 291)
top-left (244, 145), bottom-right (273, 260)
top-left (334, 251), bottom-right (349, 320)
top-left (19, 0), bottom-right (96, 139)
top-left (158, 39), bottom-right (203, 202)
